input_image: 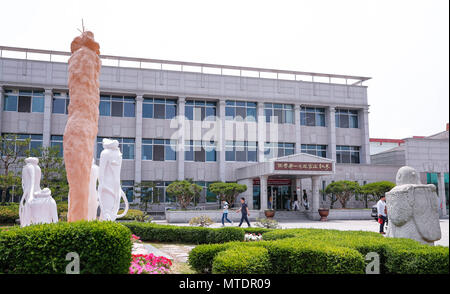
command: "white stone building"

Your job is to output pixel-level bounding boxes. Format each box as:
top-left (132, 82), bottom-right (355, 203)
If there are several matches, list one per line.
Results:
top-left (0, 45), bottom-right (447, 219)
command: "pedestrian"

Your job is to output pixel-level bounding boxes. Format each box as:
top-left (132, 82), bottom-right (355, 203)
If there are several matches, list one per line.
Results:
top-left (284, 193), bottom-right (290, 211)
top-left (268, 195), bottom-right (273, 209)
top-left (221, 200), bottom-right (232, 227)
top-left (302, 190), bottom-right (309, 210)
top-left (293, 192), bottom-right (300, 211)
top-left (377, 195), bottom-right (388, 234)
top-left (236, 197), bottom-right (251, 227)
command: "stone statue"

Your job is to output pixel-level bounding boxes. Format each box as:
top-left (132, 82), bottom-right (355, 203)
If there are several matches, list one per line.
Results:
top-left (28, 188), bottom-right (58, 225)
top-left (19, 157), bottom-right (42, 227)
top-left (63, 30), bottom-right (101, 222)
top-left (98, 139), bottom-right (129, 221)
top-left (87, 159), bottom-right (99, 221)
top-left (386, 166), bottom-right (442, 245)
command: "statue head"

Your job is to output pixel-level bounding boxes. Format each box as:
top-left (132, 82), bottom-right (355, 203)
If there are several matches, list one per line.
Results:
top-left (70, 31), bottom-right (100, 55)
top-left (102, 138), bottom-right (119, 150)
top-left (25, 157), bottom-right (39, 165)
top-left (396, 166), bottom-right (421, 186)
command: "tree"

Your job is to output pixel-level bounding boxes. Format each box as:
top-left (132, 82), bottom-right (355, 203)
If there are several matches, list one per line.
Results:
top-left (27, 145), bottom-right (68, 202)
top-left (134, 181), bottom-right (159, 212)
top-left (360, 181), bottom-right (396, 208)
top-left (324, 180), bottom-right (360, 209)
top-left (166, 180), bottom-right (202, 210)
top-left (209, 182), bottom-right (247, 208)
top-left (0, 134), bottom-right (30, 204)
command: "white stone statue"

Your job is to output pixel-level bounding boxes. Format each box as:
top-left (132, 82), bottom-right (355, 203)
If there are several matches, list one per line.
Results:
top-left (19, 157), bottom-right (42, 227)
top-left (28, 188), bottom-right (58, 225)
top-left (97, 139), bottom-right (129, 221)
top-left (87, 159), bottom-right (99, 221)
top-left (386, 166), bottom-right (442, 245)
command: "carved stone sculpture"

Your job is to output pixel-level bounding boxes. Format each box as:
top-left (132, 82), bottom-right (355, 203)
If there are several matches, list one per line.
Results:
top-left (28, 188), bottom-right (58, 225)
top-left (19, 157), bottom-right (42, 227)
top-left (386, 166), bottom-right (442, 245)
top-left (63, 31), bottom-right (101, 222)
top-left (98, 139), bottom-right (129, 221)
top-left (87, 159), bottom-right (99, 221)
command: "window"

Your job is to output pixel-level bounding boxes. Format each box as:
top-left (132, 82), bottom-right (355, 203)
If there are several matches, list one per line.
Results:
top-left (225, 141), bottom-right (258, 162)
top-left (264, 142), bottom-right (295, 160)
top-left (194, 182), bottom-right (217, 203)
top-left (225, 100), bottom-right (257, 122)
top-left (300, 107), bottom-right (325, 127)
top-left (185, 100), bottom-right (217, 121)
top-left (3, 89), bottom-right (44, 113)
top-left (141, 139), bottom-right (176, 161)
top-left (142, 97), bottom-right (177, 119)
top-left (99, 95), bottom-right (135, 117)
top-left (335, 109), bottom-right (358, 128)
top-left (336, 145), bottom-right (360, 164)
top-left (185, 140), bottom-right (217, 162)
top-left (50, 135), bottom-right (64, 157)
top-left (301, 144), bottom-right (327, 158)
top-left (121, 180), bottom-right (134, 202)
top-left (96, 137), bottom-right (135, 159)
top-left (52, 92), bottom-right (70, 114)
top-left (2, 133), bottom-right (43, 156)
top-left (264, 103), bottom-right (294, 124)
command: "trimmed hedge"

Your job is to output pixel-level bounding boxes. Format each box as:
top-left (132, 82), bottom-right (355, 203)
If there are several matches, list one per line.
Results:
top-left (212, 246), bottom-right (271, 274)
top-left (189, 228), bottom-right (449, 274)
top-left (0, 204), bottom-right (19, 224)
top-left (123, 222), bottom-right (245, 244)
top-left (0, 221), bottom-right (132, 274)
top-left (117, 209), bottom-right (144, 220)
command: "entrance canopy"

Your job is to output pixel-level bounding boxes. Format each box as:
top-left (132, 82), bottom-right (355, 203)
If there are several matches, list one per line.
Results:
top-left (236, 152), bottom-right (335, 180)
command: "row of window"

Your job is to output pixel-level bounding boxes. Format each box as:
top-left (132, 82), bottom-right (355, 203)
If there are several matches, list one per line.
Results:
top-left (3, 132), bottom-right (361, 164)
top-left (3, 90), bottom-right (360, 129)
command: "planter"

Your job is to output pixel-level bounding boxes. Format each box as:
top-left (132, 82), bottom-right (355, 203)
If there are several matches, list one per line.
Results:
top-left (318, 208), bottom-right (329, 221)
top-left (264, 209), bottom-right (275, 219)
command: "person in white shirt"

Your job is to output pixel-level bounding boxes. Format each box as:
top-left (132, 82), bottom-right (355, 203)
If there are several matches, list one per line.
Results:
top-left (221, 200), bottom-right (232, 227)
top-left (376, 195), bottom-right (388, 234)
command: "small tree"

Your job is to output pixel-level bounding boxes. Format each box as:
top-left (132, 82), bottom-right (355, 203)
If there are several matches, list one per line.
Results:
top-left (324, 180), bottom-right (360, 209)
top-left (0, 134), bottom-right (30, 204)
top-left (209, 182), bottom-right (247, 208)
top-left (166, 180), bottom-right (202, 210)
top-left (360, 181), bottom-right (396, 208)
top-left (134, 181), bottom-right (159, 212)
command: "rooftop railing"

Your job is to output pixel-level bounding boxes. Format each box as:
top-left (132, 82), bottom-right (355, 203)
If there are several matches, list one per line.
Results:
top-left (0, 45), bottom-right (370, 86)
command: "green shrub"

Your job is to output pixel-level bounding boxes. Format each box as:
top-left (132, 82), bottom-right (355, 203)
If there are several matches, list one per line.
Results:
top-left (207, 227), bottom-right (245, 244)
top-left (117, 209), bottom-right (144, 220)
top-left (0, 221), bottom-right (132, 274)
top-left (188, 243), bottom-right (233, 273)
top-left (212, 246), bottom-right (271, 274)
top-left (189, 215), bottom-right (214, 227)
top-left (123, 222), bottom-right (245, 244)
top-left (0, 204), bottom-right (19, 224)
top-left (243, 227), bottom-right (272, 235)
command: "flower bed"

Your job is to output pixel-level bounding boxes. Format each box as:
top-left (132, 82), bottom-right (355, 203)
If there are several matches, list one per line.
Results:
top-left (130, 253), bottom-right (172, 274)
top-left (244, 233), bottom-right (262, 242)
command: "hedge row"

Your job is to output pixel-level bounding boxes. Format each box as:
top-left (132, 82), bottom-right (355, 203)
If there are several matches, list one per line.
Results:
top-left (122, 222), bottom-right (266, 244)
top-left (189, 228), bottom-right (449, 274)
top-left (0, 221), bottom-right (132, 274)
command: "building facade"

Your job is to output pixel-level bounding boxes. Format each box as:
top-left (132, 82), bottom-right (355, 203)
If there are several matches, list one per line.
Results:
top-left (2, 45), bottom-right (445, 218)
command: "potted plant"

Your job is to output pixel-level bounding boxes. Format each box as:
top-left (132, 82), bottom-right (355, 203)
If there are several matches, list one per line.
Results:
top-left (264, 209), bottom-right (275, 219)
top-left (318, 200), bottom-right (329, 221)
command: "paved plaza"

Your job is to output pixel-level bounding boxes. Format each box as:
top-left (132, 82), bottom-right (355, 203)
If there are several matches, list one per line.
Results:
top-left (153, 219), bottom-right (449, 247)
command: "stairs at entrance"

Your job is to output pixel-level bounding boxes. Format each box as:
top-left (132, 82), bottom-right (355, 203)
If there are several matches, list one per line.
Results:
top-left (273, 211), bottom-right (309, 221)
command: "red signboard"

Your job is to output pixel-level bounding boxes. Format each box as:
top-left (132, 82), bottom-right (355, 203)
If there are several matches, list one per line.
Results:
top-left (274, 161), bottom-right (332, 171)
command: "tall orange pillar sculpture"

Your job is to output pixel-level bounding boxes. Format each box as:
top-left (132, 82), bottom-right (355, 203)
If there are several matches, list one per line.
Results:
top-left (64, 31), bottom-right (101, 222)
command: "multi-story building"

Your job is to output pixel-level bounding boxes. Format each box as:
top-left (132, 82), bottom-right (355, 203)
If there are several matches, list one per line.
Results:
top-left (1, 45), bottom-right (446, 219)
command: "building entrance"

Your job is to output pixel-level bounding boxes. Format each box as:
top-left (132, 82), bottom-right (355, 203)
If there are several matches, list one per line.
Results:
top-left (253, 178), bottom-right (294, 210)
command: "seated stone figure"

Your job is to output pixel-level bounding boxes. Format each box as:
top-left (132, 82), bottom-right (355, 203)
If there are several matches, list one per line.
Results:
top-left (386, 166), bottom-right (441, 245)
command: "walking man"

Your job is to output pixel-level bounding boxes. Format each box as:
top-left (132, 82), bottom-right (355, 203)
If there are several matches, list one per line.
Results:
top-left (377, 195), bottom-right (388, 234)
top-left (302, 190), bottom-right (309, 210)
top-left (293, 192), bottom-right (300, 211)
top-left (221, 200), bottom-right (232, 227)
top-left (236, 197), bottom-right (251, 227)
